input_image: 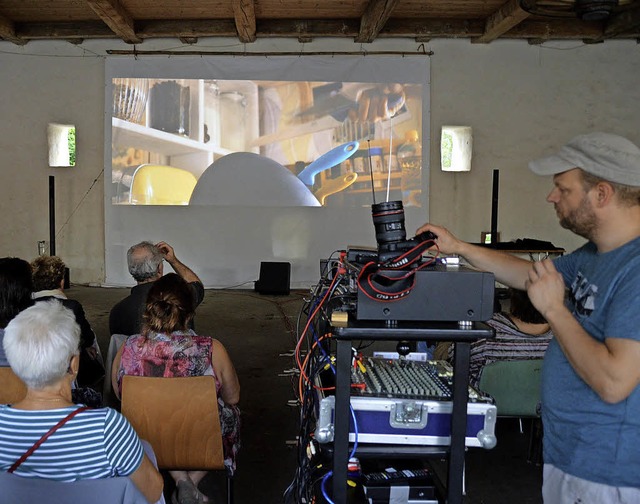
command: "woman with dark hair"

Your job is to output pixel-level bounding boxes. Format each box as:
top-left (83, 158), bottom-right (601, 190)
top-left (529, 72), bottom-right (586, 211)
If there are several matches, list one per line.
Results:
top-left (112, 273), bottom-right (240, 504)
top-left (0, 257), bottom-right (34, 366)
top-left (31, 255), bottom-right (105, 387)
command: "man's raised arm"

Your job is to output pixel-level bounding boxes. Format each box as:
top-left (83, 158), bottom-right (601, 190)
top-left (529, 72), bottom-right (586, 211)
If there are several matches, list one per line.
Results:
top-left (156, 241), bottom-right (202, 285)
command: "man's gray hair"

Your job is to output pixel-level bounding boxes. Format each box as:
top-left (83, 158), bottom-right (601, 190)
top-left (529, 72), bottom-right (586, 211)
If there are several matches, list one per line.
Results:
top-left (3, 300), bottom-right (80, 389)
top-left (127, 241), bottom-right (163, 282)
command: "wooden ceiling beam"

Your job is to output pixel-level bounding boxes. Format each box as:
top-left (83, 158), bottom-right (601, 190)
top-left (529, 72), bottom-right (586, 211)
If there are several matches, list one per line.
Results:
top-left (232, 0), bottom-right (257, 43)
top-left (85, 0), bottom-right (142, 44)
top-left (472, 0), bottom-right (531, 44)
top-left (356, 0), bottom-right (400, 43)
top-left (11, 17), bottom-right (640, 43)
top-left (0, 13), bottom-right (26, 45)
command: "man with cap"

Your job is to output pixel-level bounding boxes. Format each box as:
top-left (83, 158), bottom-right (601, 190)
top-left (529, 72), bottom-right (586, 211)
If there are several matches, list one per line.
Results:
top-left (417, 132), bottom-right (640, 503)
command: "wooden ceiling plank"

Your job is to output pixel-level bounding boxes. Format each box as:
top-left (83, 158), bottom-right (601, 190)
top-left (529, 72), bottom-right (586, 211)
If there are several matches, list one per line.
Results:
top-left (232, 0), bottom-right (257, 43)
top-left (85, 0), bottom-right (142, 44)
top-left (257, 19), bottom-right (359, 37)
top-left (603, 6), bottom-right (640, 38)
top-left (136, 19), bottom-right (238, 38)
top-left (472, 0), bottom-right (531, 43)
top-left (501, 19), bottom-right (604, 39)
top-left (381, 18), bottom-right (485, 37)
top-left (356, 0), bottom-right (401, 43)
top-left (17, 21), bottom-right (116, 40)
top-left (0, 13), bottom-right (26, 45)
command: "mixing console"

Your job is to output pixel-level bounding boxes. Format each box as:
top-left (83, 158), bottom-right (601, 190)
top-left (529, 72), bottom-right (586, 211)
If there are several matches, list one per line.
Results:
top-left (351, 357), bottom-right (489, 403)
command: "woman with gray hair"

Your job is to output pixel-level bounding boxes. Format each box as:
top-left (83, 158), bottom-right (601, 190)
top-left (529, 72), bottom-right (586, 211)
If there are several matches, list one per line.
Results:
top-left (0, 300), bottom-right (163, 504)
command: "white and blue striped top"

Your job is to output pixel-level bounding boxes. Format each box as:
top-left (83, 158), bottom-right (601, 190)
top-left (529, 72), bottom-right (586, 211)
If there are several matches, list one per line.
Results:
top-left (0, 405), bottom-right (143, 481)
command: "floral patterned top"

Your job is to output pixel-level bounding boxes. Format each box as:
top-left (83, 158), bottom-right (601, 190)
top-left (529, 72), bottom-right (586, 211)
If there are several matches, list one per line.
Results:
top-left (116, 329), bottom-right (241, 474)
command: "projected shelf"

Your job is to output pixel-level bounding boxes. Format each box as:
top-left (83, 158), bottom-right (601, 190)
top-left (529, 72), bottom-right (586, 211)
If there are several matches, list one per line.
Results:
top-left (346, 172), bottom-right (402, 194)
top-left (112, 118), bottom-right (230, 158)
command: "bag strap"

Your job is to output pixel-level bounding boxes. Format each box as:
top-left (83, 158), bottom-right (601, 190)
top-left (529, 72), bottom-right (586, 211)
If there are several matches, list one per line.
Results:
top-left (8, 406), bottom-right (91, 473)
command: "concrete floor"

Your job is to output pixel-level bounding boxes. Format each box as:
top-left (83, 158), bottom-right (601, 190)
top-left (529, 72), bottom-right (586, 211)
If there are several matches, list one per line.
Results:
top-left (70, 284), bottom-right (542, 504)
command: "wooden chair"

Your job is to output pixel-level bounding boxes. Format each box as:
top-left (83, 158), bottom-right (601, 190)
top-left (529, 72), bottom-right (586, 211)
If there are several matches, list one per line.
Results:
top-left (120, 375), bottom-right (233, 503)
top-left (0, 367), bottom-right (27, 404)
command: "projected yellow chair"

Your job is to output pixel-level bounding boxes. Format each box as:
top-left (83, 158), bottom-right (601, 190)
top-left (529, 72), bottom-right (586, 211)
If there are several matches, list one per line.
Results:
top-left (0, 367), bottom-right (27, 404)
top-left (478, 359), bottom-right (544, 463)
top-left (129, 164), bottom-right (198, 205)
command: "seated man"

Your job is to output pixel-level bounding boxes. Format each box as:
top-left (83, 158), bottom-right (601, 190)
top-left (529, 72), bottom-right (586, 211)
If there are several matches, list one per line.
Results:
top-left (109, 241), bottom-right (204, 336)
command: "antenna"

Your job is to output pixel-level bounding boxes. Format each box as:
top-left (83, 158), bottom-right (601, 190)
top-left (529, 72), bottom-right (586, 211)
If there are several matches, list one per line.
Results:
top-left (367, 139), bottom-right (377, 205)
top-left (385, 115), bottom-right (394, 203)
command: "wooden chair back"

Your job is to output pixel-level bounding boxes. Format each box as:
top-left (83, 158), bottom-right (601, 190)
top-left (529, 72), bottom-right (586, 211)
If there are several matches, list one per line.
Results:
top-left (0, 367), bottom-right (27, 404)
top-left (121, 375), bottom-right (224, 470)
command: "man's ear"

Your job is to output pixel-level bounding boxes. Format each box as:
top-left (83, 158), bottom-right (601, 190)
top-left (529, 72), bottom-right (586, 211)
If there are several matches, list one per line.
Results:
top-left (594, 182), bottom-right (614, 207)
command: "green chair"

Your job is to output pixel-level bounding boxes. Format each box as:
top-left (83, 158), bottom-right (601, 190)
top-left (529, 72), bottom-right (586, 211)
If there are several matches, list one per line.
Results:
top-left (478, 359), bottom-right (544, 463)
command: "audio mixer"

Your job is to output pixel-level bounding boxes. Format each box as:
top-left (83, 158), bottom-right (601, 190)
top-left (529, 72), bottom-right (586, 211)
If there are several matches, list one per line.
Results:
top-left (315, 358), bottom-right (497, 449)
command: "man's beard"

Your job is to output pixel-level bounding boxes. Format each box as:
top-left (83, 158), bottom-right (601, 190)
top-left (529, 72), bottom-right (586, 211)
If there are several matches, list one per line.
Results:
top-left (558, 195), bottom-right (597, 240)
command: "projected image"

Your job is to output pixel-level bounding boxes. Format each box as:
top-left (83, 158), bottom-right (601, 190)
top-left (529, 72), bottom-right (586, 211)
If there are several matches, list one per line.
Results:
top-left (111, 78), bottom-right (423, 207)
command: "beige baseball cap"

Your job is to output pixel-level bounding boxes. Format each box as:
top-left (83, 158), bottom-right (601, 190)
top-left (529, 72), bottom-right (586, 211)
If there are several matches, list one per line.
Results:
top-left (529, 132), bottom-right (640, 187)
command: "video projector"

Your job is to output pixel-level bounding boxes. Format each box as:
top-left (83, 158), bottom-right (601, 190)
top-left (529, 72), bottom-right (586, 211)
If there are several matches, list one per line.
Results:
top-left (349, 201), bottom-right (495, 323)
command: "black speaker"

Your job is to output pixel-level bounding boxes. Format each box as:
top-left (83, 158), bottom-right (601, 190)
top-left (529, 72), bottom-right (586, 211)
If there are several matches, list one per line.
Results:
top-left (255, 261), bottom-right (291, 295)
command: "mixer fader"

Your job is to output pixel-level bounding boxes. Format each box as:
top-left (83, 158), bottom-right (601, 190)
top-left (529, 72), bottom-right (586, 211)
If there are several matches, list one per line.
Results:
top-left (351, 357), bottom-right (488, 402)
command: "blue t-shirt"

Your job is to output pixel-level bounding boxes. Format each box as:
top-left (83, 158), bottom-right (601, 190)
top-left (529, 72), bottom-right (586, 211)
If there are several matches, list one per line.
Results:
top-left (544, 237), bottom-right (640, 487)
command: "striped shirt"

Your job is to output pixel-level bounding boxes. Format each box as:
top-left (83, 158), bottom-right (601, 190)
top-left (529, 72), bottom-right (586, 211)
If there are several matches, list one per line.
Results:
top-left (0, 405), bottom-right (143, 481)
top-left (448, 312), bottom-right (553, 387)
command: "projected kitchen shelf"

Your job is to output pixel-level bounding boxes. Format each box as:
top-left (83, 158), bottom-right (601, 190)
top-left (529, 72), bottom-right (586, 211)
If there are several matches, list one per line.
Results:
top-left (112, 117), bottom-right (229, 158)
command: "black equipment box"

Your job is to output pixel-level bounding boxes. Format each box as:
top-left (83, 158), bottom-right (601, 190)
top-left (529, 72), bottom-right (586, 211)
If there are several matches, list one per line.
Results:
top-left (356, 264), bottom-right (495, 322)
top-left (363, 467), bottom-right (438, 504)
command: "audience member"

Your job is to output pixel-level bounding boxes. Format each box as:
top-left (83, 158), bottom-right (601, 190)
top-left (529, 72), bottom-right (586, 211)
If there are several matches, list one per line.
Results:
top-left (417, 132), bottom-right (640, 503)
top-left (0, 258), bottom-right (33, 367)
top-left (31, 255), bottom-right (105, 387)
top-left (437, 289), bottom-right (553, 387)
top-left (0, 300), bottom-right (163, 504)
top-left (109, 241), bottom-right (204, 336)
top-left (113, 273), bottom-right (240, 504)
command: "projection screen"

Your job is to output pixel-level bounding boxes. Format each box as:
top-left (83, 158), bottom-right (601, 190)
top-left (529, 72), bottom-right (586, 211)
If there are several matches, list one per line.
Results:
top-left (104, 56), bottom-right (430, 287)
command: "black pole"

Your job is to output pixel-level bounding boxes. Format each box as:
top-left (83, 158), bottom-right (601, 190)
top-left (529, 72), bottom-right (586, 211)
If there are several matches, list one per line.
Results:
top-left (490, 169), bottom-right (499, 247)
top-left (49, 175), bottom-right (55, 256)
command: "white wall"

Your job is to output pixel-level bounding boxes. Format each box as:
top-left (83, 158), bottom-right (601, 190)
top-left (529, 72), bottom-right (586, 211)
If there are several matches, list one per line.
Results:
top-left (1, 38), bottom-right (639, 287)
